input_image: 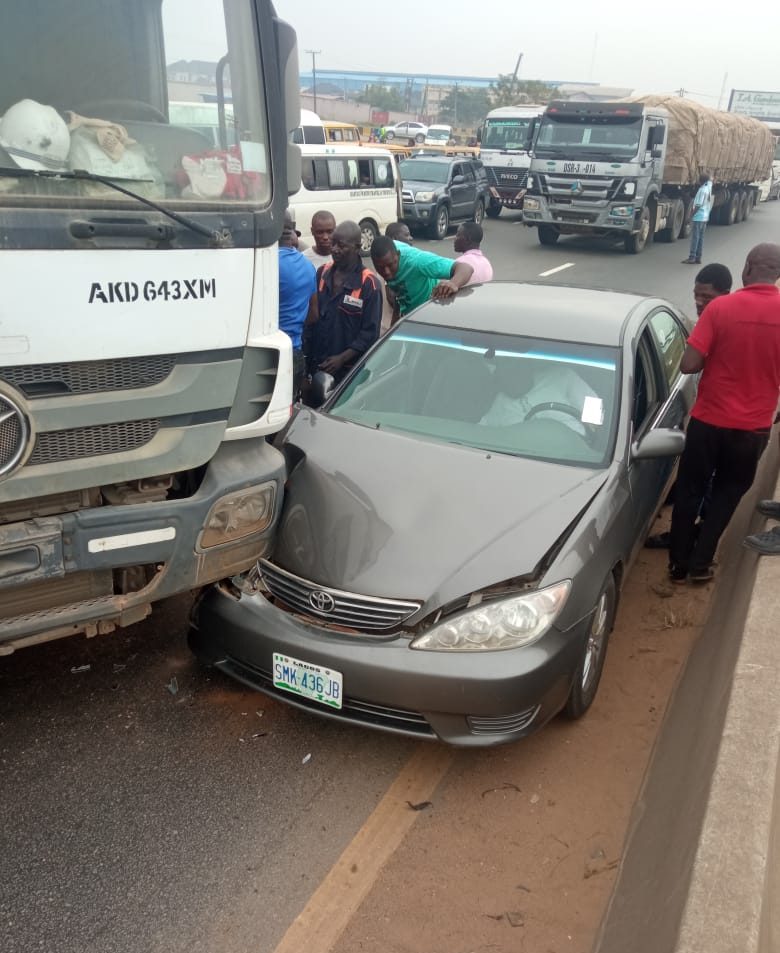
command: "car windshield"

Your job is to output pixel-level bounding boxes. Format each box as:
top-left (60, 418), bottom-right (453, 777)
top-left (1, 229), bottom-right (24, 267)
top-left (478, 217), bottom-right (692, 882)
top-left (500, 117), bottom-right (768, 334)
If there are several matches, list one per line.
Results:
top-left (399, 159), bottom-right (450, 183)
top-left (427, 128), bottom-right (450, 141)
top-left (329, 321), bottom-right (620, 468)
top-left (535, 117), bottom-right (642, 157)
top-left (482, 118), bottom-right (534, 150)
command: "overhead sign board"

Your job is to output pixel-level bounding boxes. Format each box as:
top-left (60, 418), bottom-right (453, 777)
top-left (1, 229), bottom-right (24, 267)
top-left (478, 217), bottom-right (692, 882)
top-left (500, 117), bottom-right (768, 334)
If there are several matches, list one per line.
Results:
top-left (728, 89), bottom-right (780, 123)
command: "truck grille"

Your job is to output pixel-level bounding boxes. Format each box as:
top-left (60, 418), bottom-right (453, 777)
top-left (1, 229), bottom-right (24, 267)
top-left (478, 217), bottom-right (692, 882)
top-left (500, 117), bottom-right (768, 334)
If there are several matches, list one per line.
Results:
top-left (259, 559), bottom-right (421, 633)
top-left (0, 398), bottom-right (25, 473)
top-left (29, 419), bottom-right (160, 466)
top-left (485, 167), bottom-right (528, 189)
top-left (537, 173), bottom-right (623, 203)
top-left (1, 355), bottom-right (176, 398)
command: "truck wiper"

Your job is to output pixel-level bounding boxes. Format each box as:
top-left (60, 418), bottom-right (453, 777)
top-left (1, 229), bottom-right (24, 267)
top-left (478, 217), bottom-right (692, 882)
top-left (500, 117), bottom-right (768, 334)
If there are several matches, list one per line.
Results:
top-left (0, 166), bottom-right (232, 247)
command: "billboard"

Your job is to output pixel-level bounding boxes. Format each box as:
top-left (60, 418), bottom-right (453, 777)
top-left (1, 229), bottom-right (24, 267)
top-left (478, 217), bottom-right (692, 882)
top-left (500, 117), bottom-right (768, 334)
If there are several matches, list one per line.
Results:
top-left (728, 89), bottom-right (780, 124)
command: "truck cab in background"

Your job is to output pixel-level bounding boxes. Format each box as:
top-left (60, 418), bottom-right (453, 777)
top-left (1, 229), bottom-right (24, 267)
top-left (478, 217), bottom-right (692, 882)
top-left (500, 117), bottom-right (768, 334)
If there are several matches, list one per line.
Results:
top-left (478, 105), bottom-right (542, 218)
top-left (0, 0), bottom-right (301, 653)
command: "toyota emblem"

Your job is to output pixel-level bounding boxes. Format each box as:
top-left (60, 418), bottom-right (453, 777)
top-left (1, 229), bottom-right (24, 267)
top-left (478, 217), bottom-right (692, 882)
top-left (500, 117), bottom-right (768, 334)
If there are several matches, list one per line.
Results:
top-left (0, 389), bottom-right (30, 479)
top-left (309, 590), bottom-right (336, 614)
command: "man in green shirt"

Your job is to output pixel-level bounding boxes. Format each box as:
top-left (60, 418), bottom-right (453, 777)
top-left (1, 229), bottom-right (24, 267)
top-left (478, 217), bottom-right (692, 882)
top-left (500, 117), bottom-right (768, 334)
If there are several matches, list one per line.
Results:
top-left (370, 236), bottom-right (473, 323)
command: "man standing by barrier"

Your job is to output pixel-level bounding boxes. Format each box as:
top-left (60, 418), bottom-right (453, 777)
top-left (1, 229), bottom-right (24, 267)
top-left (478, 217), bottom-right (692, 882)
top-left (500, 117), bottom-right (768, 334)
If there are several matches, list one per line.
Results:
top-left (669, 244), bottom-right (780, 583)
top-left (681, 173), bottom-right (713, 265)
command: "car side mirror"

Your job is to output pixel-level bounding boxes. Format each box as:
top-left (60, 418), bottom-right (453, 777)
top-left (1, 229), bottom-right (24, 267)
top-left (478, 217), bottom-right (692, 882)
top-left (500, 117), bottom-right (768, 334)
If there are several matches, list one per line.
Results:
top-left (631, 427), bottom-right (685, 460)
top-left (451, 174), bottom-right (465, 185)
top-left (310, 370), bottom-right (336, 407)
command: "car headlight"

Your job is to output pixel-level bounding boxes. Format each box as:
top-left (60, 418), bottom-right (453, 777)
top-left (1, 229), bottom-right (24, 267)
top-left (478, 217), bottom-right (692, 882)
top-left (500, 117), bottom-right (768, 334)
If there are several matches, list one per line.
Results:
top-left (199, 482), bottom-right (276, 549)
top-left (410, 580), bottom-right (571, 652)
top-left (414, 190), bottom-right (436, 202)
top-left (523, 196), bottom-right (540, 210)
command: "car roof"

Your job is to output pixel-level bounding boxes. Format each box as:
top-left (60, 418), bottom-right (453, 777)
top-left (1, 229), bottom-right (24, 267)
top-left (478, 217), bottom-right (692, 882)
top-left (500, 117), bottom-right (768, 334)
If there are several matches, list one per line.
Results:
top-left (402, 154), bottom-right (467, 164)
top-left (407, 281), bottom-right (653, 346)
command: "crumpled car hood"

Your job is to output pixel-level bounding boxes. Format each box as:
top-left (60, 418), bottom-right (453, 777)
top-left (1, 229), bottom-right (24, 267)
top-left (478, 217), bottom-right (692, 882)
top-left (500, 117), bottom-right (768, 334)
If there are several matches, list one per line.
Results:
top-left (274, 411), bottom-right (606, 609)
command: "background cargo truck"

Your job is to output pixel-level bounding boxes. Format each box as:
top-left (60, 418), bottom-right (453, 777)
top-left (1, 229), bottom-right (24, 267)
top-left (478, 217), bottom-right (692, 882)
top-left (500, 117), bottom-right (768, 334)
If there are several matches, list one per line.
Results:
top-left (478, 105), bottom-right (542, 218)
top-left (0, 0), bottom-right (301, 654)
top-left (523, 96), bottom-right (774, 253)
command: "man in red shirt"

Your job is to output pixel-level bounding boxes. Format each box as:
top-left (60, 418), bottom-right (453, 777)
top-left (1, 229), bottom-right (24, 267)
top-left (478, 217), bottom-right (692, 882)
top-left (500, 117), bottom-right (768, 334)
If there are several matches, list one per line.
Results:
top-left (669, 243), bottom-right (780, 583)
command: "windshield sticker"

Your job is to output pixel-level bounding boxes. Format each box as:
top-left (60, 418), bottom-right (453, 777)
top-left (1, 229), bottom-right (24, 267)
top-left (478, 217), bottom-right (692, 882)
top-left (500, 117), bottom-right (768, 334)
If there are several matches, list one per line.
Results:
top-left (581, 396), bottom-right (605, 425)
top-left (88, 279), bottom-right (216, 304)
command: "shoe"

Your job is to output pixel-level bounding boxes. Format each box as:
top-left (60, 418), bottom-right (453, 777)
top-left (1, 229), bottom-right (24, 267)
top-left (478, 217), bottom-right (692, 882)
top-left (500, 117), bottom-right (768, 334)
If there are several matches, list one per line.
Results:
top-left (681, 258), bottom-right (697, 264)
top-left (689, 566), bottom-right (715, 583)
top-left (743, 526), bottom-right (780, 555)
top-left (668, 564), bottom-right (687, 583)
top-left (694, 258), bottom-right (702, 264)
top-left (645, 531), bottom-right (671, 549)
top-left (756, 499), bottom-right (780, 519)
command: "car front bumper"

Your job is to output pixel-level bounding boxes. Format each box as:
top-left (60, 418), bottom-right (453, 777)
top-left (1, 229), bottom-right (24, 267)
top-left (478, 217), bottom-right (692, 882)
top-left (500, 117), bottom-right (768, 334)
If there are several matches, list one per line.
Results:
top-left (189, 584), bottom-right (590, 747)
top-left (401, 202), bottom-right (436, 224)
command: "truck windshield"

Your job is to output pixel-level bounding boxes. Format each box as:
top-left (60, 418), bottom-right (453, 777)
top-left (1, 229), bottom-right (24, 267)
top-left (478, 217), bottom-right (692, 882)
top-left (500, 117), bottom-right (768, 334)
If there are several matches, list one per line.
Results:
top-left (426, 128), bottom-right (451, 142)
top-left (399, 160), bottom-right (450, 184)
top-left (535, 117), bottom-right (642, 158)
top-left (0, 0), bottom-right (271, 216)
top-left (482, 118), bottom-right (534, 151)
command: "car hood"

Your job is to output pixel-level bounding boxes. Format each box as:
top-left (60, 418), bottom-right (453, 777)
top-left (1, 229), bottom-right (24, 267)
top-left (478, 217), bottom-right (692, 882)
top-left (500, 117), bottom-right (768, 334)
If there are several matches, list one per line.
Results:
top-left (274, 411), bottom-right (606, 609)
top-left (402, 177), bottom-right (446, 192)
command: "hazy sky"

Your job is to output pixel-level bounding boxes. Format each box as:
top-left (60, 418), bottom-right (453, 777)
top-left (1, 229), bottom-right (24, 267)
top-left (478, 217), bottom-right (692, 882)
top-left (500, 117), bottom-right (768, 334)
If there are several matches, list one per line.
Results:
top-left (274, 0), bottom-right (780, 107)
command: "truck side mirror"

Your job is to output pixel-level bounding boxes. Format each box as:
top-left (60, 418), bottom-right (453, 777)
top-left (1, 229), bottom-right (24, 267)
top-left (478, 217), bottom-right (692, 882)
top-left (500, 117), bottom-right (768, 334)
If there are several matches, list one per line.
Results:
top-left (274, 16), bottom-right (302, 197)
top-left (651, 145), bottom-right (663, 159)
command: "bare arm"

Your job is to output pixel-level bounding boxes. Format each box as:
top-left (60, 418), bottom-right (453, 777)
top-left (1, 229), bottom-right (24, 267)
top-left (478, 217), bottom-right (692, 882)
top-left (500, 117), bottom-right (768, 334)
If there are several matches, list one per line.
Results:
top-left (680, 343), bottom-right (705, 375)
top-left (431, 261), bottom-right (474, 300)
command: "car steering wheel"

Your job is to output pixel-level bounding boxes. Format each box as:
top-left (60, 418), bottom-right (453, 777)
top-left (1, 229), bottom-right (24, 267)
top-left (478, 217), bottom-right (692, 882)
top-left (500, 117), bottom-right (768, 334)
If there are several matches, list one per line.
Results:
top-left (524, 401), bottom-right (583, 423)
top-left (74, 99), bottom-right (167, 123)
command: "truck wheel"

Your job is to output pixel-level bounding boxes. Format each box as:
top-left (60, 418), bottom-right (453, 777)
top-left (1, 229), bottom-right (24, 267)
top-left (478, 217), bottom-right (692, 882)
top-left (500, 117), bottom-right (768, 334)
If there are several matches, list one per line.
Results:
top-left (658, 200), bottom-right (683, 243)
top-left (537, 225), bottom-right (560, 246)
top-left (429, 204), bottom-right (450, 240)
top-left (358, 219), bottom-right (378, 256)
top-left (721, 192), bottom-right (740, 226)
top-left (624, 206), bottom-right (651, 254)
top-left (486, 198), bottom-right (502, 219)
top-left (738, 190), bottom-right (749, 222)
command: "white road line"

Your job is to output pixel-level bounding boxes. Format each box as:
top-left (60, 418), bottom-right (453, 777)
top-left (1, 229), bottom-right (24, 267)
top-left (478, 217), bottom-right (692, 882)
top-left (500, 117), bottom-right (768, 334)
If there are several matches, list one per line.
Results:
top-left (538, 262), bottom-right (575, 278)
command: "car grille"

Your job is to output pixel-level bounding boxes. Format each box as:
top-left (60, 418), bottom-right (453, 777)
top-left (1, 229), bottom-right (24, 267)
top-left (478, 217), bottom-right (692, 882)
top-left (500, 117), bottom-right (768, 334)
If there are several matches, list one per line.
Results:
top-left (1, 355), bottom-right (175, 398)
top-left (258, 559), bottom-right (421, 633)
top-left (219, 657), bottom-right (436, 737)
top-left (467, 706), bottom-right (540, 736)
top-left (401, 189), bottom-right (415, 202)
top-left (29, 419), bottom-right (160, 466)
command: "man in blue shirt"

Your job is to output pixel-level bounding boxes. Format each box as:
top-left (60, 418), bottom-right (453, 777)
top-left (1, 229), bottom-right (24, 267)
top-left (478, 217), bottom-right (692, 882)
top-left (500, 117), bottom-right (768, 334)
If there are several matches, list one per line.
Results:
top-left (278, 209), bottom-right (316, 398)
top-left (682, 173), bottom-right (713, 265)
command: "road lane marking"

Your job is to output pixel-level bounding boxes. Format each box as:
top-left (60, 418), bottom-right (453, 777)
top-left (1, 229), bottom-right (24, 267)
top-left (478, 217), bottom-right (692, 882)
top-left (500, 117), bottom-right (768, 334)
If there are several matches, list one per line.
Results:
top-left (271, 744), bottom-right (454, 953)
top-left (538, 262), bottom-right (575, 278)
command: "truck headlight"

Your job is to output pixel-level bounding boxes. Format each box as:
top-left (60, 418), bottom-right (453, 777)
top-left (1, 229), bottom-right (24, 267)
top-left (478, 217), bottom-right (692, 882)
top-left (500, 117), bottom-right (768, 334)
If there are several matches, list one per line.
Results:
top-left (610, 205), bottom-right (634, 217)
top-left (199, 482), bottom-right (276, 549)
top-left (523, 197), bottom-right (541, 211)
top-left (410, 581), bottom-right (571, 652)
top-left (526, 175), bottom-right (535, 190)
top-left (622, 182), bottom-right (636, 196)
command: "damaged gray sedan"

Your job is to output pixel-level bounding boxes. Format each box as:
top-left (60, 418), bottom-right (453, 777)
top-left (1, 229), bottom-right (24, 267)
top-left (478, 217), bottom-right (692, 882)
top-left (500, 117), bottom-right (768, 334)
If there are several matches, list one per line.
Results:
top-left (189, 283), bottom-right (694, 746)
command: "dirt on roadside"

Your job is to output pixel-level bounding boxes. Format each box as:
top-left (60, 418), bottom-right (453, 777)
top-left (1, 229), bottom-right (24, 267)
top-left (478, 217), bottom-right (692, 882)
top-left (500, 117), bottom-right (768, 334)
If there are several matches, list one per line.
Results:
top-left (332, 536), bottom-right (712, 953)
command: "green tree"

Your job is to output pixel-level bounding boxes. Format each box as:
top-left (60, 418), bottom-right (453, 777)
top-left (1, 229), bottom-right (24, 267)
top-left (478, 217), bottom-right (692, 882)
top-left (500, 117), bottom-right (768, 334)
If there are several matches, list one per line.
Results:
top-left (489, 74), bottom-right (559, 108)
top-left (356, 83), bottom-right (405, 112)
top-left (437, 86), bottom-right (491, 126)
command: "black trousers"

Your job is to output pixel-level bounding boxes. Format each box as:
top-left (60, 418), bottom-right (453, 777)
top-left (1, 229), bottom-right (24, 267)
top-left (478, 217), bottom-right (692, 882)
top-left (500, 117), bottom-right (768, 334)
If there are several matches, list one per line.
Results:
top-left (669, 417), bottom-right (769, 572)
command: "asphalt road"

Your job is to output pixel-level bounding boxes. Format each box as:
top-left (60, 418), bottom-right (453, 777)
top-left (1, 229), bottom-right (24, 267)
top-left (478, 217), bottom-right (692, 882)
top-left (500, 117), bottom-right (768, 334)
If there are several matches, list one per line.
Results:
top-left (3, 202), bottom-right (780, 953)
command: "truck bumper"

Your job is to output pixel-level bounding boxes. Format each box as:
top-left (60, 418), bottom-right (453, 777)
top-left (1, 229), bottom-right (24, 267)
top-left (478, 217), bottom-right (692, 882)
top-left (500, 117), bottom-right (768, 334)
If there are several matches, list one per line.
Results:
top-left (523, 197), bottom-right (636, 233)
top-left (0, 440), bottom-right (285, 652)
top-left (489, 186), bottom-right (527, 209)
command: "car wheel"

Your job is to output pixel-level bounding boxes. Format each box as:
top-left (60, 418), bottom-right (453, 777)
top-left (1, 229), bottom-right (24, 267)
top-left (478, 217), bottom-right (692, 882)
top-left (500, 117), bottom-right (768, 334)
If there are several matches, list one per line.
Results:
top-left (429, 204), bottom-right (450, 240)
top-left (473, 199), bottom-right (485, 224)
top-left (564, 575), bottom-right (616, 719)
top-left (385, 130), bottom-right (395, 140)
top-left (486, 198), bottom-right (502, 218)
top-left (415, 133), bottom-right (425, 144)
top-left (537, 224), bottom-right (560, 246)
top-left (358, 218), bottom-right (379, 256)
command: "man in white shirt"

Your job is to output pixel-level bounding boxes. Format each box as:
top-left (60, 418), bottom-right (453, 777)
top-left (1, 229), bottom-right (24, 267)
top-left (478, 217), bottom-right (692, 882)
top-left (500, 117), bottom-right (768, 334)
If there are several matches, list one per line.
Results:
top-left (302, 210), bottom-right (336, 269)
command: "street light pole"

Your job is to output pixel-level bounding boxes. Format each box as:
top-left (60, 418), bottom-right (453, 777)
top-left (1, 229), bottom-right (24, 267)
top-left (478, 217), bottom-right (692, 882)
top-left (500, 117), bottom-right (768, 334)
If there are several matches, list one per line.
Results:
top-left (305, 49), bottom-right (321, 114)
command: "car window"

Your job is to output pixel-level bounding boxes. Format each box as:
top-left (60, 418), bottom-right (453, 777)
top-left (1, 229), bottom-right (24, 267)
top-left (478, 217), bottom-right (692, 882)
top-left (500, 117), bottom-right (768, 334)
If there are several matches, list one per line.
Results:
top-left (330, 321), bottom-right (620, 468)
top-left (632, 330), bottom-right (664, 436)
top-left (647, 309), bottom-right (686, 388)
top-left (399, 159), bottom-right (449, 183)
top-left (463, 165), bottom-right (476, 182)
top-left (346, 159), bottom-right (360, 187)
top-left (451, 164), bottom-right (462, 178)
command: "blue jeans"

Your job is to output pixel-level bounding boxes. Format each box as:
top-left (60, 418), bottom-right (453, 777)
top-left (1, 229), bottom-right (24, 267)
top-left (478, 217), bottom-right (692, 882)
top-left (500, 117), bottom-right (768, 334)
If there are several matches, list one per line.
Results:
top-left (688, 220), bottom-right (706, 261)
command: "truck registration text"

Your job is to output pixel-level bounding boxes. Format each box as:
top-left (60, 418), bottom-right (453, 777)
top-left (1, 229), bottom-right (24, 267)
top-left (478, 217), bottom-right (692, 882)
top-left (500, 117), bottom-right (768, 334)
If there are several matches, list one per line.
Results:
top-left (563, 162), bottom-right (596, 174)
top-left (88, 278), bottom-right (217, 304)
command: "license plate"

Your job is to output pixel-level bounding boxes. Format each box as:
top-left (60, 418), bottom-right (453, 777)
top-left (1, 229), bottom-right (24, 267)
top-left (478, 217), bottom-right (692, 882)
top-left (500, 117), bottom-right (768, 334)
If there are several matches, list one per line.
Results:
top-left (272, 653), bottom-right (343, 710)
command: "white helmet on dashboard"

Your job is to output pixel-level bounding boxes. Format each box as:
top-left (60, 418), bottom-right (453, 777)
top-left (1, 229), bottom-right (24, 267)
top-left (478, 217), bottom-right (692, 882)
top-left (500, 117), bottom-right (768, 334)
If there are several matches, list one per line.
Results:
top-left (0, 99), bottom-right (70, 172)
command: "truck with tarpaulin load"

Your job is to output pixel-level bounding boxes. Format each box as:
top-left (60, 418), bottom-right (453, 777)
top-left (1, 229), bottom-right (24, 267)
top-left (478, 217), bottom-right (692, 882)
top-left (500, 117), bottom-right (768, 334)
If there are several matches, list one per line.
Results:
top-left (523, 95), bottom-right (774, 253)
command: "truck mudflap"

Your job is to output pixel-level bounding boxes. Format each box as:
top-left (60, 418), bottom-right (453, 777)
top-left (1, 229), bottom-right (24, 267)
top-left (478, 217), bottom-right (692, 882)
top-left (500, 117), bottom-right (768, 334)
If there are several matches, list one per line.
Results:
top-left (0, 440), bottom-right (286, 654)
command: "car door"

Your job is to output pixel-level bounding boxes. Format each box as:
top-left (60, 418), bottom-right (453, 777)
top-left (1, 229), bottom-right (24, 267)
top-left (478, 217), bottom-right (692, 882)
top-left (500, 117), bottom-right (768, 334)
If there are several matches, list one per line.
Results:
top-left (460, 163), bottom-right (479, 217)
top-left (449, 162), bottom-right (469, 218)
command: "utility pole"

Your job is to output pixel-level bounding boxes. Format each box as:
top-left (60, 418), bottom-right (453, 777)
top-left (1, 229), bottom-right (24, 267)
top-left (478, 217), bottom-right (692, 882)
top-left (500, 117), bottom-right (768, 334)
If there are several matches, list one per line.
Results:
top-left (717, 71), bottom-right (728, 110)
top-left (305, 49), bottom-right (321, 114)
top-left (676, 87), bottom-right (686, 98)
top-left (511, 52), bottom-right (524, 101)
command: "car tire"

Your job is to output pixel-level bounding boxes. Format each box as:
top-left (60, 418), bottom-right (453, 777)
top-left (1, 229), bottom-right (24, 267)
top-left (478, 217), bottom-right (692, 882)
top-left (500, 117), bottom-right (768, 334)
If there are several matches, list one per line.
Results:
top-left (415, 133), bottom-right (425, 144)
top-left (429, 204), bottom-right (450, 240)
top-left (563, 574), bottom-right (616, 720)
top-left (486, 198), bottom-right (502, 218)
top-left (358, 218), bottom-right (379, 256)
top-left (473, 199), bottom-right (485, 224)
top-left (385, 130), bottom-right (395, 140)
top-left (537, 224), bottom-right (560, 246)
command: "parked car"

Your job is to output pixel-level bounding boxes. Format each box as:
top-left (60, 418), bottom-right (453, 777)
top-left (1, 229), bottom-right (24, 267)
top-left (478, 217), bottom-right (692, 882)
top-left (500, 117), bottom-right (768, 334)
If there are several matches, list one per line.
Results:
top-left (424, 124), bottom-right (453, 145)
top-left (399, 154), bottom-right (489, 238)
top-left (189, 283), bottom-right (695, 747)
top-left (385, 121), bottom-right (428, 143)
